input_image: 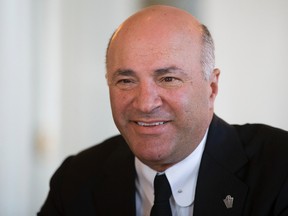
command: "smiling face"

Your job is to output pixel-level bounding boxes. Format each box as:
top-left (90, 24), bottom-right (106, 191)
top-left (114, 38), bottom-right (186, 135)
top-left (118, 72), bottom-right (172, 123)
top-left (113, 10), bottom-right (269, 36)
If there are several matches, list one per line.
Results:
top-left (106, 6), bottom-right (219, 171)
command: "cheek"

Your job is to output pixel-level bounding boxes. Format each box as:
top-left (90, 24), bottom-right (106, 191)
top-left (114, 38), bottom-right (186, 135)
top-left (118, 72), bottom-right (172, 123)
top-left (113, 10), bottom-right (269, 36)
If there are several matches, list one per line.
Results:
top-left (173, 86), bottom-right (210, 117)
top-left (110, 90), bottom-right (131, 116)
top-left (110, 91), bottom-right (121, 114)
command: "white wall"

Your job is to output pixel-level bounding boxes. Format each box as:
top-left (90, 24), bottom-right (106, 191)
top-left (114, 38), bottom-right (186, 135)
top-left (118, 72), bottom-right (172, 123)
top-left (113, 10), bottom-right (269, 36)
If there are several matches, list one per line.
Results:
top-left (0, 0), bottom-right (33, 215)
top-left (59, 0), bottom-right (141, 157)
top-left (199, 0), bottom-right (288, 129)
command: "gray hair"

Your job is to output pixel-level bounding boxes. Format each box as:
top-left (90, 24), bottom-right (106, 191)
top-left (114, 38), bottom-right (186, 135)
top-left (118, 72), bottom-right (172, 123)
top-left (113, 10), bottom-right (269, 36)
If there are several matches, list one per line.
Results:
top-left (200, 24), bottom-right (215, 80)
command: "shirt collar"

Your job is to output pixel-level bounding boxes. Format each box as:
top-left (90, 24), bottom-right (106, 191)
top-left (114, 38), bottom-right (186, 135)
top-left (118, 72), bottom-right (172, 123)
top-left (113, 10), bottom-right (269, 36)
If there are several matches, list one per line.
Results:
top-left (135, 129), bottom-right (208, 207)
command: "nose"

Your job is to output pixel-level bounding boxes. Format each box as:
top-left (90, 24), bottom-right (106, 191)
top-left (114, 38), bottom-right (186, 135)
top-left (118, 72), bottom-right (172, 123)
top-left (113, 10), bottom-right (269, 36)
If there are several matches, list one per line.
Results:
top-left (132, 81), bottom-right (162, 113)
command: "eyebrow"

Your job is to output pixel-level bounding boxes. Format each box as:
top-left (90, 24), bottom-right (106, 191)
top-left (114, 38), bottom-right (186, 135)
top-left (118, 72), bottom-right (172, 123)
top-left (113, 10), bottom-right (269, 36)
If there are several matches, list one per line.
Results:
top-left (154, 66), bottom-right (188, 77)
top-left (111, 69), bottom-right (136, 80)
top-left (111, 66), bottom-right (188, 79)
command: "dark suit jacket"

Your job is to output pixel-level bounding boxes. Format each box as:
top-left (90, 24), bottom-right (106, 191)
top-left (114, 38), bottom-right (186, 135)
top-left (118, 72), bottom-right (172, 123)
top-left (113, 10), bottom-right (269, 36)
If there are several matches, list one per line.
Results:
top-left (38, 115), bottom-right (288, 216)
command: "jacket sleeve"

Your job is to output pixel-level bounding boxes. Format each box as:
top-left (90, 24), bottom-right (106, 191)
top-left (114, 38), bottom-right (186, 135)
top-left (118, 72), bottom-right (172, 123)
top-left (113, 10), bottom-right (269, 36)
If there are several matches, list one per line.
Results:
top-left (274, 173), bottom-right (288, 216)
top-left (37, 156), bottom-right (74, 216)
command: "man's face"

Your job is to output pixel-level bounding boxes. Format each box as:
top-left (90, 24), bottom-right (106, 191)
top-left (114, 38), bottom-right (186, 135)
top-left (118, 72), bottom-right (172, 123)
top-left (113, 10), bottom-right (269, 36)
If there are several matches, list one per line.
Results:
top-left (106, 18), bottom-right (218, 171)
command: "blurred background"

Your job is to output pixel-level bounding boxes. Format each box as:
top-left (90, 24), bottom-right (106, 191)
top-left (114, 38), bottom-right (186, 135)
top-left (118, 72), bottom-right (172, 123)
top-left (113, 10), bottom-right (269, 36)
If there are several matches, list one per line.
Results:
top-left (0, 0), bottom-right (287, 215)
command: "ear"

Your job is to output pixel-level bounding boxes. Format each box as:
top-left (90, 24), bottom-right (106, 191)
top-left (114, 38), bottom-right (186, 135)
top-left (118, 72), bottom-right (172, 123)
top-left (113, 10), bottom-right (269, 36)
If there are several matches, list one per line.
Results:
top-left (209, 68), bottom-right (220, 104)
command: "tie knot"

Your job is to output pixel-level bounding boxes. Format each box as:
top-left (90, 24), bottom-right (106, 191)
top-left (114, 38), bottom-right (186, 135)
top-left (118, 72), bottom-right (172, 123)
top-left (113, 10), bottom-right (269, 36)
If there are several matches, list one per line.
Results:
top-left (153, 174), bottom-right (172, 203)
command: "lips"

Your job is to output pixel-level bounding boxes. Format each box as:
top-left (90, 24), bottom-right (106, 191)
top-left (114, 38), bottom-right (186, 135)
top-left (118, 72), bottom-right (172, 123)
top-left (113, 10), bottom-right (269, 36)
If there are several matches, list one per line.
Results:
top-left (128, 119), bottom-right (171, 135)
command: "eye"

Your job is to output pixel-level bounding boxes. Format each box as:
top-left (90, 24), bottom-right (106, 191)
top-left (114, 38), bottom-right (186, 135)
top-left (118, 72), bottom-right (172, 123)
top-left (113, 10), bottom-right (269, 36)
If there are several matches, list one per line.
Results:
top-left (117, 79), bottom-right (133, 84)
top-left (163, 77), bottom-right (175, 82)
top-left (158, 76), bottom-right (183, 88)
top-left (114, 78), bottom-right (137, 90)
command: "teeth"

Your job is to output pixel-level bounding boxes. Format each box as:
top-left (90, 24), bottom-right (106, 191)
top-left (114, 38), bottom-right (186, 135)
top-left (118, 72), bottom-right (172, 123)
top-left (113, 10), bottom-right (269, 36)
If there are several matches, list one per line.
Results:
top-left (137, 122), bottom-right (165, 127)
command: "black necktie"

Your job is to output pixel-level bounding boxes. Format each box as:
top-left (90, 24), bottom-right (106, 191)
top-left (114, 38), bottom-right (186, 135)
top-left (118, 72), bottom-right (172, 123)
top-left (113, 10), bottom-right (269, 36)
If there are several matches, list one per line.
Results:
top-left (150, 173), bottom-right (172, 216)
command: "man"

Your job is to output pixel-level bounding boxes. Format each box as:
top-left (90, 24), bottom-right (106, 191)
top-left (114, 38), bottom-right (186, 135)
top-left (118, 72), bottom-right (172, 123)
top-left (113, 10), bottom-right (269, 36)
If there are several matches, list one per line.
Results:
top-left (38, 5), bottom-right (288, 216)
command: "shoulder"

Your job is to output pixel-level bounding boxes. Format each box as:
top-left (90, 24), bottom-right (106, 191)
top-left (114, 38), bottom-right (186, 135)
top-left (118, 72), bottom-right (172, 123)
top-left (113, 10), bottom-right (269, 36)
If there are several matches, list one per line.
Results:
top-left (231, 123), bottom-right (288, 213)
top-left (51, 135), bottom-right (133, 184)
top-left (39, 135), bottom-right (136, 214)
top-left (234, 122), bottom-right (288, 141)
top-left (64, 134), bottom-right (132, 170)
top-left (212, 115), bottom-right (288, 152)
top-left (233, 123), bottom-right (288, 153)
top-left (210, 115), bottom-right (288, 165)
top-left (231, 122), bottom-right (288, 172)
top-left (207, 116), bottom-right (288, 216)
top-left (72, 134), bottom-right (131, 164)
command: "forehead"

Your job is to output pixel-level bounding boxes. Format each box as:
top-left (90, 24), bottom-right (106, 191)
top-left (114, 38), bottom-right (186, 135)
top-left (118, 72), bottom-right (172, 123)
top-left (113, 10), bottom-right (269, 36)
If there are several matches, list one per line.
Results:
top-left (107, 8), bottom-right (203, 73)
top-left (108, 29), bottom-right (202, 73)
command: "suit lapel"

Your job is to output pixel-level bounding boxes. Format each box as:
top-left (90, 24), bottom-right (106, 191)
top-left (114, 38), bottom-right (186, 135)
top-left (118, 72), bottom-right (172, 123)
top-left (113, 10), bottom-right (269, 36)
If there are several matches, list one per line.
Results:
top-left (194, 115), bottom-right (249, 216)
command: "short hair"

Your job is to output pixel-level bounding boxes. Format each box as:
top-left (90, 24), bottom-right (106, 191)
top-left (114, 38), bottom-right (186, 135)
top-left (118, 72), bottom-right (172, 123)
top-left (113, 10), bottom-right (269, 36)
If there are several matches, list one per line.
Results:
top-left (105, 31), bottom-right (115, 72)
top-left (200, 24), bottom-right (215, 80)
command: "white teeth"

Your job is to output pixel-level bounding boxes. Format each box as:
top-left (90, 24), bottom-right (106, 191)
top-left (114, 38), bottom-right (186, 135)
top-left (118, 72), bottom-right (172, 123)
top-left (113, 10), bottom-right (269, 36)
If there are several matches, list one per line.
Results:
top-left (137, 122), bottom-right (165, 127)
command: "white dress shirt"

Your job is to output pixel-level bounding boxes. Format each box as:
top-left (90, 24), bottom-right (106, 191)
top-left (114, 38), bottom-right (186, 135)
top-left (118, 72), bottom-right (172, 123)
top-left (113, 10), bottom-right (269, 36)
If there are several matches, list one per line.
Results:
top-left (135, 130), bottom-right (208, 216)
